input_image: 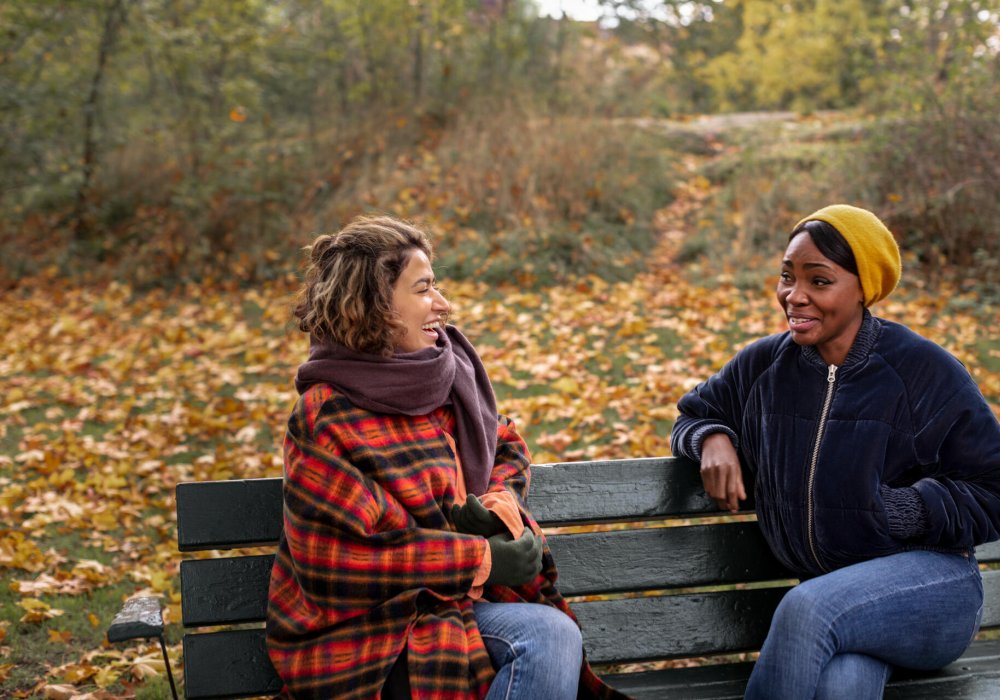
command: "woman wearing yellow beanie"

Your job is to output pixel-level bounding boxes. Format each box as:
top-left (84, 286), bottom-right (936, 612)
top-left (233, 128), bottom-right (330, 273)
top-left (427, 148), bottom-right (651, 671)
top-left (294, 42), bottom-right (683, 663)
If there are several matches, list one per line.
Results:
top-left (671, 204), bottom-right (1000, 699)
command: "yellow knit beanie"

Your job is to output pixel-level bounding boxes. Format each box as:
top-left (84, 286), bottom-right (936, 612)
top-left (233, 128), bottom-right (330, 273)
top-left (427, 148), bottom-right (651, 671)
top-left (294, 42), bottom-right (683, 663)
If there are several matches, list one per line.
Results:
top-left (796, 204), bottom-right (901, 307)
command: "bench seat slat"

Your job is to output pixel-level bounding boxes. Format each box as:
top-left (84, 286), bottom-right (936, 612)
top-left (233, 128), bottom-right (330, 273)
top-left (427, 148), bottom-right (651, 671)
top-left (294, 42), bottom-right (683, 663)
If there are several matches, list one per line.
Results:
top-left (576, 586), bottom-right (790, 664)
top-left (886, 639), bottom-right (1000, 698)
top-left (180, 555), bottom-right (274, 627)
top-left (175, 522), bottom-right (790, 629)
top-left (980, 568), bottom-right (1000, 628)
top-left (976, 540), bottom-right (1000, 562)
top-left (173, 559), bottom-right (1000, 634)
top-left (183, 629), bottom-right (282, 699)
top-left (580, 570), bottom-right (1000, 666)
top-left (601, 639), bottom-right (1000, 700)
top-left (602, 660), bottom-right (755, 700)
top-left (172, 473), bottom-right (1000, 566)
top-left (549, 523), bottom-right (792, 596)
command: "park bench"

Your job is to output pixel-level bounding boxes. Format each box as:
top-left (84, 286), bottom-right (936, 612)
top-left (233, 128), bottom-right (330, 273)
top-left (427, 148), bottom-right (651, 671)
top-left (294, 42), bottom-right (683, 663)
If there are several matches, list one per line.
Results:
top-left (109, 456), bottom-right (1000, 698)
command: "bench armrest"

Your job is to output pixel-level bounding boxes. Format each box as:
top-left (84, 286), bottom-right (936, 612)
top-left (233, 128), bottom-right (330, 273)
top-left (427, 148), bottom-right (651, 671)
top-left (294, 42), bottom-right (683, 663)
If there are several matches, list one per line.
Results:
top-left (107, 595), bottom-right (165, 643)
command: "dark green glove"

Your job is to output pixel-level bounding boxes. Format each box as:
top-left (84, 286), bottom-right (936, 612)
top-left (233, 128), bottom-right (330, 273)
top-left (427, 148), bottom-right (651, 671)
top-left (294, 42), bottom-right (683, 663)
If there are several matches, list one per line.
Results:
top-left (451, 494), bottom-right (505, 537)
top-left (484, 529), bottom-right (543, 587)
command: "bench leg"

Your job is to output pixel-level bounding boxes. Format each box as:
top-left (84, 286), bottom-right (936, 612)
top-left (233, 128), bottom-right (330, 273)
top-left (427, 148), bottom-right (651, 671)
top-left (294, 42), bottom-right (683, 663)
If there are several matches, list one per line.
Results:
top-left (156, 633), bottom-right (180, 700)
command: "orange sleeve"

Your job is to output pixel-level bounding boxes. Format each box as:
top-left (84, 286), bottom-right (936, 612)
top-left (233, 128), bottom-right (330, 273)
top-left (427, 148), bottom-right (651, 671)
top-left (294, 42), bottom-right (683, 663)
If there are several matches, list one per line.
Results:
top-left (479, 491), bottom-right (526, 539)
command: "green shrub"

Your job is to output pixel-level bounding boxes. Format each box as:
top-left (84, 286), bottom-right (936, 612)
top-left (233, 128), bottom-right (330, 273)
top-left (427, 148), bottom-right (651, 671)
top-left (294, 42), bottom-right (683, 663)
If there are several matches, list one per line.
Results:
top-left (854, 109), bottom-right (999, 290)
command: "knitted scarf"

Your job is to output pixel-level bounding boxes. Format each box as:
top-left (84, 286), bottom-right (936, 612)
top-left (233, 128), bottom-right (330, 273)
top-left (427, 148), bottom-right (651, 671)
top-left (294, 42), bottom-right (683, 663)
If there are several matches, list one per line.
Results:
top-left (294, 325), bottom-right (498, 495)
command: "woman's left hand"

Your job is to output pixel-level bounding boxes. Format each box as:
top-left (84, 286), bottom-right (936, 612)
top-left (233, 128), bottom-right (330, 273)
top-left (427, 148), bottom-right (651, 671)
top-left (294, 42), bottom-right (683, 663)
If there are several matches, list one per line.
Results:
top-left (452, 494), bottom-right (505, 536)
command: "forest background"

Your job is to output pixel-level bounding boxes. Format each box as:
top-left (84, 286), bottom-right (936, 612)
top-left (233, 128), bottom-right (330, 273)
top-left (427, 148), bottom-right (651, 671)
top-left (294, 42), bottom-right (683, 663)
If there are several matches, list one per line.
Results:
top-left (1, 0), bottom-right (998, 697)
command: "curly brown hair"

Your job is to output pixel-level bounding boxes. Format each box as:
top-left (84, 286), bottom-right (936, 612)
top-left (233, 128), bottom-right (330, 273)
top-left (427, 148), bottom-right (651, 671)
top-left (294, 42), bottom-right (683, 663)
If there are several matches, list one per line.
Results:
top-left (293, 216), bottom-right (434, 356)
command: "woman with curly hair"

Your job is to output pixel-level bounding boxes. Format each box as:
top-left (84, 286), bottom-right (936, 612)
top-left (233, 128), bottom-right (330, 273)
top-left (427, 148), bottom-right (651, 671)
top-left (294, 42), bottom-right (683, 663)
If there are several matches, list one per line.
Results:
top-left (266, 215), bottom-right (626, 700)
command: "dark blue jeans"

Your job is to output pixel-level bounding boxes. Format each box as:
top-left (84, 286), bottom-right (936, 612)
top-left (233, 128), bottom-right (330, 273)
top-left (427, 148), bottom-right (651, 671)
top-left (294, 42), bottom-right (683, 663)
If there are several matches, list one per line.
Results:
top-left (744, 550), bottom-right (983, 699)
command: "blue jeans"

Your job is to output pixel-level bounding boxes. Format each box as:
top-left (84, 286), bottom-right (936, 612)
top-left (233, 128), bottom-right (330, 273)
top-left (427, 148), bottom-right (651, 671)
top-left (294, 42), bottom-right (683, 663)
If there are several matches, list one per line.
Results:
top-left (745, 550), bottom-right (984, 700)
top-left (474, 601), bottom-right (583, 700)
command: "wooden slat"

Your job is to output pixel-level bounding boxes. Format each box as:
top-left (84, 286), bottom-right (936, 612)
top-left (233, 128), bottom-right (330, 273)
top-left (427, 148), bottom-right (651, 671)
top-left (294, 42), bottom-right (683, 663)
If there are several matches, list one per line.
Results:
top-left (980, 569), bottom-right (1000, 628)
top-left (170, 470), bottom-right (1000, 552)
top-left (183, 628), bottom-right (282, 699)
top-left (887, 639), bottom-right (1000, 698)
top-left (575, 586), bottom-right (790, 665)
top-left (886, 673), bottom-right (1000, 700)
top-left (172, 555), bottom-right (1000, 636)
top-left (603, 640), bottom-right (1000, 700)
top-left (549, 522), bottom-right (792, 596)
top-left (180, 555), bottom-right (273, 627)
top-left (580, 569), bottom-right (1000, 669)
top-left (529, 457), bottom-right (751, 525)
top-left (602, 661), bottom-right (754, 700)
top-left (176, 479), bottom-right (283, 551)
top-left (976, 540), bottom-right (1000, 564)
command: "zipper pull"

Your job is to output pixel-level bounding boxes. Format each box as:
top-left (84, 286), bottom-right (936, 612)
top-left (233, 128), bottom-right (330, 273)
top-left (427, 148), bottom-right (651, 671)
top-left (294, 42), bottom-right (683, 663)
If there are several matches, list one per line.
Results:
top-left (827, 365), bottom-right (837, 383)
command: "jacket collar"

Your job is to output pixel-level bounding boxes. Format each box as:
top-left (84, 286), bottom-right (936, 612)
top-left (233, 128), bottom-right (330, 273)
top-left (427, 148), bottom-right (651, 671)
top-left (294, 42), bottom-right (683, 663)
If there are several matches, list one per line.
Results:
top-left (800, 308), bottom-right (881, 370)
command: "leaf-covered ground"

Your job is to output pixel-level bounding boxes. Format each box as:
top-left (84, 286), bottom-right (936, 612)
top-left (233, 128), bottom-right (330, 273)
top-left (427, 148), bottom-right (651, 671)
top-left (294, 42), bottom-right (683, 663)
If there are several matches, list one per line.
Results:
top-left (1, 193), bottom-right (997, 697)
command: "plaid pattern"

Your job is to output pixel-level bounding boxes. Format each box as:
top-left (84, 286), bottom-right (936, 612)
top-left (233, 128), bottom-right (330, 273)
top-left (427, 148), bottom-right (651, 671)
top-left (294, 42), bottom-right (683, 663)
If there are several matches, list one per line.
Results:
top-left (266, 384), bottom-right (626, 699)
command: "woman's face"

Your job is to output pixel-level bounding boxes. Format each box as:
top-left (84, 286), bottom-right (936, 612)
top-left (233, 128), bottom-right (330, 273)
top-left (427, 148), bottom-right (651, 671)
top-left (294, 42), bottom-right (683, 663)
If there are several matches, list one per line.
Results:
top-left (391, 249), bottom-right (450, 354)
top-left (776, 232), bottom-right (865, 366)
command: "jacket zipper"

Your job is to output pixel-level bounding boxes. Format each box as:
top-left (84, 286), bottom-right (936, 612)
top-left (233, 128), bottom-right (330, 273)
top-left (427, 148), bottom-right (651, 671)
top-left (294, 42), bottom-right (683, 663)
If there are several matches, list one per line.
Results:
top-left (806, 364), bottom-right (838, 572)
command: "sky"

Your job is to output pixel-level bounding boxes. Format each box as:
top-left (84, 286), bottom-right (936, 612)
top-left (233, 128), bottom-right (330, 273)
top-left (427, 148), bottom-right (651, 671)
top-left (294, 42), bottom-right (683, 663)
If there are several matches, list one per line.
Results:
top-left (535, 0), bottom-right (606, 21)
top-left (534, 1), bottom-right (711, 25)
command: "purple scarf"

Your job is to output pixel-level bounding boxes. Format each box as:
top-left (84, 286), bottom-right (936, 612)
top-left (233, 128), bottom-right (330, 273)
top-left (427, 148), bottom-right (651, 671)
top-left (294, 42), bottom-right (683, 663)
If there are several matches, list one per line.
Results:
top-left (294, 326), bottom-right (498, 495)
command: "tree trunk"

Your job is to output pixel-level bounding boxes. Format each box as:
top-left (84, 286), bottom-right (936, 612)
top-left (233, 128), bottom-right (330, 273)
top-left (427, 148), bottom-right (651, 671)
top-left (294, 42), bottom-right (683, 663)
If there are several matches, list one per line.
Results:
top-left (72, 0), bottom-right (131, 241)
top-left (412, 4), bottom-right (426, 105)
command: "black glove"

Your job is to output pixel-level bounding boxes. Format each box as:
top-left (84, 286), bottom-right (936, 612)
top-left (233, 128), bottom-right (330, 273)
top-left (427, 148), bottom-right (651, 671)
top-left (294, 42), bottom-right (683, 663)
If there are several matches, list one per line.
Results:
top-left (484, 529), bottom-right (543, 587)
top-left (451, 494), bottom-right (505, 537)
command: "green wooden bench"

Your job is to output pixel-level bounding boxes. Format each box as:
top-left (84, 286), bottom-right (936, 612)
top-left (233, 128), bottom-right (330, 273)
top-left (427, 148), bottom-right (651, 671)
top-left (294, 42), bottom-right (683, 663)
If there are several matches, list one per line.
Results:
top-left (109, 456), bottom-right (1000, 698)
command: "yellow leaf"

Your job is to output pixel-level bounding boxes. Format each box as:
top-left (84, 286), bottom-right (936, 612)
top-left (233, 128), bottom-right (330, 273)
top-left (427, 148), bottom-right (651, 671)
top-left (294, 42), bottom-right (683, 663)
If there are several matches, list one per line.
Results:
top-left (47, 628), bottom-right (72, 643)
top-left (61, 662), bottom-right (97, 683)
top-left (551, 377), bottom-right (579, 394)
top-left (149, 570), bottom-right (171, 593)
top-left (18, 598), bottom-right (65, 623)
top-left (94, 665), bottom-right (121, 688)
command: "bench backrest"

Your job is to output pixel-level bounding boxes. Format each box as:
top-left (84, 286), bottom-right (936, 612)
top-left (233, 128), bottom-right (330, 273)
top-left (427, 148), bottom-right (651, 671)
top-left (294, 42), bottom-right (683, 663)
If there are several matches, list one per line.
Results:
top-left (176, 457), bottom-right (1000, 698)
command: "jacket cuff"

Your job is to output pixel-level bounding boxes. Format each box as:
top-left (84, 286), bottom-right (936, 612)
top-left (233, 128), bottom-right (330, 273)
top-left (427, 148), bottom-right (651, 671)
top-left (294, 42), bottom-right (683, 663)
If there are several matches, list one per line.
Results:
top-left (690, 424), bottom-right (739, 461)
top-left (469, 542), bottom-right (491, 599)
top-left (880, 485), bottom-right (930, 540)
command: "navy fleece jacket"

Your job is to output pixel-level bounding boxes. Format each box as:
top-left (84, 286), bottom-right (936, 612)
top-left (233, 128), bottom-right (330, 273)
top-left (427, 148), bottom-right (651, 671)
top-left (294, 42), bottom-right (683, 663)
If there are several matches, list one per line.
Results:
top-left (671, 312), bottom-right (1000, 578)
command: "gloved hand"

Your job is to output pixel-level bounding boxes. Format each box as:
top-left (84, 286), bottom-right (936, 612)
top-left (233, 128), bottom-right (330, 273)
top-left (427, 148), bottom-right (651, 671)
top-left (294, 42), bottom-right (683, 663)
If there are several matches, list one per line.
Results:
top-left (484, 529), bottom-right (543, 587)
top-left (451, 494), bottom-right (505, 537)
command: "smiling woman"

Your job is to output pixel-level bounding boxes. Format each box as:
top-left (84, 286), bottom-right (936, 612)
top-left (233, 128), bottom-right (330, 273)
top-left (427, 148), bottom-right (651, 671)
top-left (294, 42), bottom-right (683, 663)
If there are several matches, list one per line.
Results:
top-left (671, 204), bottom-right (1000, 700)
top-left (266, 215), bottom-right (627, 699)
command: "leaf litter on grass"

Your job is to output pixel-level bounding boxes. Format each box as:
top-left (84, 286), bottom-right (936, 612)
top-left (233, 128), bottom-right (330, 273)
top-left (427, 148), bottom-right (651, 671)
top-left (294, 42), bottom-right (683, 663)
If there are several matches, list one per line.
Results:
top-left (1, 208), bottom-right (997, 695)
